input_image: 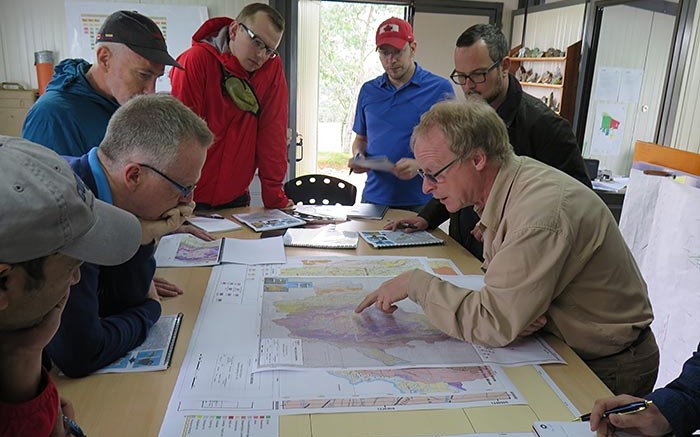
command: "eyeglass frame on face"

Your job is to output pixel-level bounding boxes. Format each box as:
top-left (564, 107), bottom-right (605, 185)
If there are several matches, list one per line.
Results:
top-left (417, 157), bottom-right (460, 184)
top-left (377, 44), bottom-right (410, 60)
top-left (450, 59), bottom-right (501, 86)
top-left (138, 163), bottom-right (196, 198)
top-left (239, 22), bottom-right (279, 59)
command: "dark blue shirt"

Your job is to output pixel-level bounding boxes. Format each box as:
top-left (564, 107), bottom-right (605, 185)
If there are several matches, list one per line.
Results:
top-left (353, 63), bottom-right (454, 206)
top-left (45, 150), bottom-right (161, 377)
top-left (647, 342), bottom-right (700, 436)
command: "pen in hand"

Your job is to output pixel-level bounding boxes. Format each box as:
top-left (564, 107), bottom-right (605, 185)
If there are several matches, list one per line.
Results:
top-left (63, 414), bottom-right (88, 437)
top-left (575, 399), bottom-right (653, 422)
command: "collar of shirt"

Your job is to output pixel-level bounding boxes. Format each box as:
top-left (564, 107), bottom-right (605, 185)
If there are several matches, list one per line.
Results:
top-left (379, 62), bottom-right (422, 90)
top-left (478, 155), bottom-right (524, 234)
top-left (87, 146), bottom-right (113, 204)
top-left (496, 74), bottom-right (522, 128)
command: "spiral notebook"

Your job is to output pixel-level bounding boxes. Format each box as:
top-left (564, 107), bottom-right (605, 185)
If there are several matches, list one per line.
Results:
top-left (283, 225), bottom-right (358, 249)
top-left (359, 230), bottom-right (444, 248)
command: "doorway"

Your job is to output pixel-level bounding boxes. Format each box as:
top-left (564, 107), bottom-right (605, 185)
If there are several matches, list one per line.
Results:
top-left (296, 1), bottom-right (406, 201)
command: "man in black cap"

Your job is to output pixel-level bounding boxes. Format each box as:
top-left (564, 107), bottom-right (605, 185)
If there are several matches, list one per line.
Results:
top-left (21, 11), bottom-right (199, 298)
top-left (22, 10), bottom-right (182, 158)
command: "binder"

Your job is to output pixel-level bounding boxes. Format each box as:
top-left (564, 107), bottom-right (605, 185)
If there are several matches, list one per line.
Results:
top-left (359, 230), bottom-right (444, 249)
top-left (346, 203), bottom-right (388, 220)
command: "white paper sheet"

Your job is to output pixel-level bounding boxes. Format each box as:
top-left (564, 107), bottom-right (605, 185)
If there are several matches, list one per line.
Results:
top-left (221, 236), bottom-right (286, 265)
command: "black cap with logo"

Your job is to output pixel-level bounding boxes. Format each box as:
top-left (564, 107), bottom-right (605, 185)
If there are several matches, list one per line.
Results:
top-left (96, 10), bottom-right (183, 69)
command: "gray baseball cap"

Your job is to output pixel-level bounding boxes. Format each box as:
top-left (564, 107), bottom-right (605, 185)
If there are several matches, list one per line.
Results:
top-left (0, 136), bottom-right (142, 265)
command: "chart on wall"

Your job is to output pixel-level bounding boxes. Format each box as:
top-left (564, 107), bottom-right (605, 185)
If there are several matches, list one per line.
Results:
top-left (64, 1), bottom-right (208, 92)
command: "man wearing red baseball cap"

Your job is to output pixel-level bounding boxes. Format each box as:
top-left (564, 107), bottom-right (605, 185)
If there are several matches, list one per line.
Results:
top-left (348, 17), bottom-right (454, 212)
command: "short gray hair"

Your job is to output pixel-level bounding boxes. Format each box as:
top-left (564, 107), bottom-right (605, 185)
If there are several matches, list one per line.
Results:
top-left (412, 100), bottom-right (512, 163)
top-left (100, 94), bottom-right (213, 168)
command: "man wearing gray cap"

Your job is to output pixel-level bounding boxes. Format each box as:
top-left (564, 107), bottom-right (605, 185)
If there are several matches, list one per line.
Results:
top-left (43, 94), bottom-right (213, 378)
top-left (0, 137), bottom-right (142, 436)
top-left (22, 10), bottom-right (182, 157)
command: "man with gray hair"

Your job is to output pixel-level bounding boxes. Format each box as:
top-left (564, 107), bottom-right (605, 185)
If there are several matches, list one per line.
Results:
top-left (357, 100), bottom-right (658, 398)
top-left (45, 94), bottom-right (213, 377)
top-left (22, 10), bottom-right (182, 157)
top-left (388, 24), bottom-right (590, 261)
top-left (0, 137), bottom-right (141, 435)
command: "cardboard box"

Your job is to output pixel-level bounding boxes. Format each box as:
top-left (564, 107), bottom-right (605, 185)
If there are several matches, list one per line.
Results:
top-left (0, 85), bottom-right (38, 136)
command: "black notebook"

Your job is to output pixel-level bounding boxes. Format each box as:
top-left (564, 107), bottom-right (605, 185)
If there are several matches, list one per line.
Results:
top-left (359, 230), bottom-right (444, 248)
top-left (346, 203), bottom-right (388, 220)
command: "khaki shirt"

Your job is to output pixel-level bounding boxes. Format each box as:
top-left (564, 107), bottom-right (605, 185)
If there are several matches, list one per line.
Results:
top-left (408, 155), bottom-right (653, 360)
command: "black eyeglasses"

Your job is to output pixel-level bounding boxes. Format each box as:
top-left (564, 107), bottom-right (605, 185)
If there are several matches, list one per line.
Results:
top-left (377, 44), bottom-right (409, 59)
top-left (417, 157), bottom-right (460, 184)
top-left (138, 163), bottom-right (196, 198)
top-left (450, 59), bottom-right (501, 86)
top-left (239, 23), bottom-right (279, 59)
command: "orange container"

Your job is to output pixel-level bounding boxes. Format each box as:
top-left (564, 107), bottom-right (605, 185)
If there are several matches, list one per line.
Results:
top-left (34, 51), bottom-right (54, 96)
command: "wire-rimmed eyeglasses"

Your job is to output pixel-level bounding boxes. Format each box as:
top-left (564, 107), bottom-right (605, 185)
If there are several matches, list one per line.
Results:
top-left (139, 163), bottom-right (196, 198)
top-left (450, 59), bottom-right (501, 86)
top-left (239, 22), bottom-right (279, 59)
top-left (417, 157), bottom-right (460, 184)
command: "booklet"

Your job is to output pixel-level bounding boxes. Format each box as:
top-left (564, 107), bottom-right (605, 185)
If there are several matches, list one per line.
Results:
top-left (359, 230), bottom-right (444, 248)
top-left (346, 203), bottom-right (388, 220)
top-left (187, 216), bottom-right (242, 233)
top-left (351, 155), bottom-right (395, 172)
top-left (95, 313), bottom-right (182, 373)
top-left (233, 209), bottom-right (306, 232)
top-left (154, 234), bottom-right (286, 267)
top-left (283, 225), bottom-right (358, 249)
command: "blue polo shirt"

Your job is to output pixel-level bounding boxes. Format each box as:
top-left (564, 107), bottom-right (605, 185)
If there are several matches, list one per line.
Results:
top-left (353, 63), bottom-right (454, 206)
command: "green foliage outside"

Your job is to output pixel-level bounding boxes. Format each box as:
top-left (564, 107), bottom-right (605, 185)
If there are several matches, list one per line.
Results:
top-left (317, 150), bottom-right (350, 171)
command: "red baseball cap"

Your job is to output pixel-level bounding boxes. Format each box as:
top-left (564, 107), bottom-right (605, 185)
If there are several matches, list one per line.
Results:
top-left (376, 17), bottom-right (414, 50)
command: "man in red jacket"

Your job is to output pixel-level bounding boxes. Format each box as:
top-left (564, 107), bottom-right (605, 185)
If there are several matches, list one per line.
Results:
top-left (170, 3), bottom-right (292, 209)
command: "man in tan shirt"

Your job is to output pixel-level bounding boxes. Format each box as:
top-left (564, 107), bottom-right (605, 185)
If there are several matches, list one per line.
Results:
top-left (356, 99), bottom-right (658, 397)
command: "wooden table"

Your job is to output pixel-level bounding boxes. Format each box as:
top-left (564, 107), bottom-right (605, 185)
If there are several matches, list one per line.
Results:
top-left (54, 208), bottom-right (612, 436)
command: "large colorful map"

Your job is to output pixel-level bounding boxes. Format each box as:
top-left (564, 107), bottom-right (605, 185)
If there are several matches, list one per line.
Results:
top-left (258, 276), bottom-right (563, 370)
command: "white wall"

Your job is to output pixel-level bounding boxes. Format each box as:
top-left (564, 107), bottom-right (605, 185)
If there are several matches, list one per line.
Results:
top-left (0, 0), bottom-right (251, 89)
top-left (582, 5), bottom-right (675, 175)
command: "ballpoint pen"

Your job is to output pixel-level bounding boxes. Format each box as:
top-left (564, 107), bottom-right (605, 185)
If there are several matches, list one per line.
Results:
top-left (194, 213), bottom-right (225, 219)
top-left (63, 414), bottom-right (88, 437)
top-left (575, 399), bottom-right (653, 422)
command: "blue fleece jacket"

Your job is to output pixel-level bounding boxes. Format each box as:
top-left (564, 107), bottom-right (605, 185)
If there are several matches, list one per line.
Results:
top-left (22, 59), bottom-right (119, 156)
top-left (45, 152), bottom-right (161, 377)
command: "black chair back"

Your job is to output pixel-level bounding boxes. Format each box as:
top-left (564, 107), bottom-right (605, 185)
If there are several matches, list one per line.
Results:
top-left (284, 174), bottom-right (357, 205)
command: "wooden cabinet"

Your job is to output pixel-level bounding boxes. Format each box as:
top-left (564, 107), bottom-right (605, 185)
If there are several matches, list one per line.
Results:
top-left (0, 83), bottom-right (37, 136)
top-left (506, 40), bottom-right (581, 125)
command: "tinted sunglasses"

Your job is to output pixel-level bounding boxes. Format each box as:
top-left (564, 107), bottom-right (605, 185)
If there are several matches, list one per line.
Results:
top-left (219, 64), bottom-right (260, 115)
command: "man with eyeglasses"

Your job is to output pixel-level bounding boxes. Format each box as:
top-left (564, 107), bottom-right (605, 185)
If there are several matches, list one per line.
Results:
top-left (348, 17), bottom-right (454, 212)
top-left (357, 99), bottom-right (659, 398)
top-left (45, 94), bottom-right (214, 377)
top-left (170, 3), bottom-right (293, 210)
top-left (389, 24), bottom-right (590, 259)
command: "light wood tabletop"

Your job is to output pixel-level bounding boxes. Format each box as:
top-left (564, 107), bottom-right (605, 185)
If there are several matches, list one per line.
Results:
top-left (53, 207), bottom-right (611, 437)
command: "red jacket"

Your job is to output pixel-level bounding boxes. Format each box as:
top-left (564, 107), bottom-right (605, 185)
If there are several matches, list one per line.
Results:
top-left (170, 17), bottom-right (290, 208)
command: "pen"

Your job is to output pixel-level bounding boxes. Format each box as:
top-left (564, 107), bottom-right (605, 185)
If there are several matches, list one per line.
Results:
top-left (63, 415), bottom-right (88, 437)
top-left (575, 399), bottom-right (653, 422)
top-left (397, 223), bottom-right (417, 229)
top-left (350, 152), bottom-right (361, 175)
top-left (194, 213), bottom-right (224, 219)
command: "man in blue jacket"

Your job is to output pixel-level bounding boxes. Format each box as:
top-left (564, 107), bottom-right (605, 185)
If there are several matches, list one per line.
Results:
top-left (22, 10), bottom-right (181, 157)
top-left (45, 94), bottom-right (213, 377)
top-left (590, 343), bottom-right (700, 436)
